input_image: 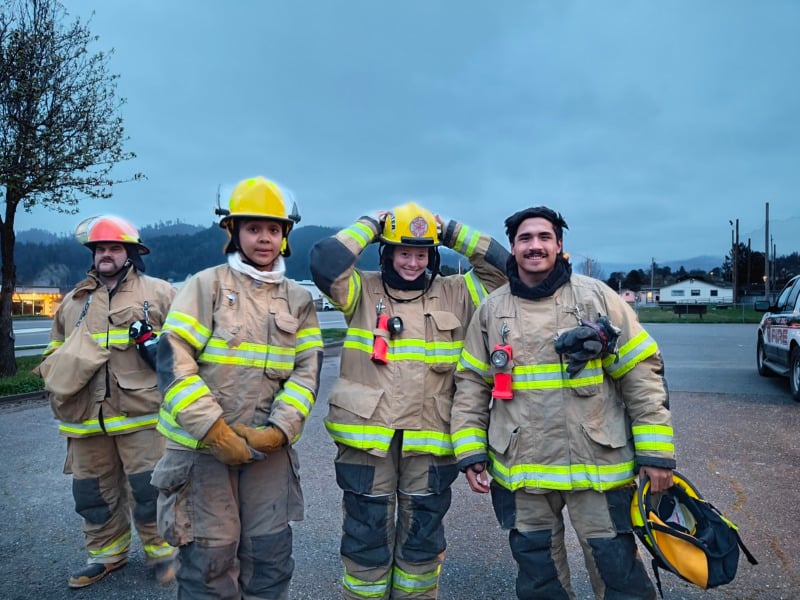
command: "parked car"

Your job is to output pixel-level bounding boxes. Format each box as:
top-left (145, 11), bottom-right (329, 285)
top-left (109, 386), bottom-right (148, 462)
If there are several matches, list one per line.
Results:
top-left (755, 274), bottom-right (800, 401)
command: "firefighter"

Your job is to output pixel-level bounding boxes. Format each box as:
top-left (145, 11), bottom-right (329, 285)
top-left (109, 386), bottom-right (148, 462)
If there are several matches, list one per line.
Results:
top-left (451, 206), bottom-right (676, 600)
top-left (309, 202), bottom-right (509, 599)
top-left (39, 215), bottom-right (177, 588)
top-left (151, 176), bottom-right (323, 599)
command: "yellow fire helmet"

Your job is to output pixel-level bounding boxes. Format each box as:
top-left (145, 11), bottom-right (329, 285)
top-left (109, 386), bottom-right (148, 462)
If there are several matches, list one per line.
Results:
top-left (379, 202), bottom-right (440, 247)
top-left (74, 215), bottom-right (149, 255)
top-left (219, 176), bottom-right (301, 256)
top-left (630, 470), bottom-right (757, 595)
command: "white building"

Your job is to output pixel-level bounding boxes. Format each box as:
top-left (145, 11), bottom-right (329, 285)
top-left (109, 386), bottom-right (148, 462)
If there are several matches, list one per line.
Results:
top-left (294, 279), bottom-right (333, 310)
top-left (658, 276), bottom-right (732, 304)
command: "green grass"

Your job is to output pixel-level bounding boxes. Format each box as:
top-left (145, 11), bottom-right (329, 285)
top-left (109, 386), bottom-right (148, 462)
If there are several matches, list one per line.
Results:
top-left (322, 328), bottom-right (346, 345)
top-left (635, 305), bottom-right (762, 324)
top-left (0, 355), bottom-right (45, 396)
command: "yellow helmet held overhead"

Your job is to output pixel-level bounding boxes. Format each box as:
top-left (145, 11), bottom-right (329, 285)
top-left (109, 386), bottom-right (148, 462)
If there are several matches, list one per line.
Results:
top-left (219, 176), bottom-right (301, 256)
top-left (380, 202), bottom-right (439, 247)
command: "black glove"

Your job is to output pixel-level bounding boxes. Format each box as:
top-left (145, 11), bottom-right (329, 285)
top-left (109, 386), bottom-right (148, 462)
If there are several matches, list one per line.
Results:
top-left (129, 320), bottom-right (159, 370)
top-left (554, 315), bottom-right (620, 378)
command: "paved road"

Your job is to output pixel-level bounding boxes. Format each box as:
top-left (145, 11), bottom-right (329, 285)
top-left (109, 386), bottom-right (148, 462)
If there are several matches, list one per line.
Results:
top-left (1, 324), bottom-right (798, 599)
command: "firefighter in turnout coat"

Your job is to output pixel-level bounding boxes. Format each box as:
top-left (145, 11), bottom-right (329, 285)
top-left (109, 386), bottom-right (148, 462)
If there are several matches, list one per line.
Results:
top-left (40, 215), bottom-right (177, 588)
top-left (310, 202), bottom-right (509, 599)
top-left (152, 177), bottom-right (323, 599)
top-left (451, 206), bottom-right (676, 600)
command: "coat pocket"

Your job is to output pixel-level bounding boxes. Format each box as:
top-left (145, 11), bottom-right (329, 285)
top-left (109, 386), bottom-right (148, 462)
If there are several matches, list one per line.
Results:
top-left (426, 310), bottom-right (463, 374)
top-left (488, 421), bottom-right (519, 457)
top-left (327, 378), bottom-right (384, 420)
top-left (264, 311), bottom-right (298, 380)
top-left (115, 368), bottom-right (160, 415)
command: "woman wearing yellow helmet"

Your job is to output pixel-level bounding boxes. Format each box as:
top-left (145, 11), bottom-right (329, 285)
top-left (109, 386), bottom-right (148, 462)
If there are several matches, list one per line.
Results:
top-left (152, 176), bottom-right (322, 599)
top-left (310, 201), bottom-right (509, 600)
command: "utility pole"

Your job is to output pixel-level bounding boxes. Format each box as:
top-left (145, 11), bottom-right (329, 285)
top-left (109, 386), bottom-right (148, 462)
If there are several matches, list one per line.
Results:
top-left (764, 202), bottom-right (770, 301)
top-left (747, 238), bottom-right (751, 296)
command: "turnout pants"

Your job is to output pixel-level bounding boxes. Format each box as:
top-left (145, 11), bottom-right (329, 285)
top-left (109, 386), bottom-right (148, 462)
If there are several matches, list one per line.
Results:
top-left (491, 482), bottom-right (656, 600)
top-left (335, 432), bottom-right (459, 600)
top-left (151, 446), bottom-right (304, 600)
top-left (67, 428), bottom-right (174, 566)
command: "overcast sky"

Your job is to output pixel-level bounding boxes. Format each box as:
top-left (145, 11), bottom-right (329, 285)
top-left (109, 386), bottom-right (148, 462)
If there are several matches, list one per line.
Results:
top-left (16, 0), bottom-right (800, 269)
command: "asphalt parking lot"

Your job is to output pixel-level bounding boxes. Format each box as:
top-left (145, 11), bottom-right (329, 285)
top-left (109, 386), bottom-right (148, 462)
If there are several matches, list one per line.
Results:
top-left (1, 323), bottom-right (798, 599)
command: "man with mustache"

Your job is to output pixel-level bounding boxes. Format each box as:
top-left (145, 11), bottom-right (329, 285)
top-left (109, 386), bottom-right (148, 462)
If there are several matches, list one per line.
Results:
top-left (41, 215), bottom-right (177, 589)
top-left (450, 206), bottom-right (675, 599)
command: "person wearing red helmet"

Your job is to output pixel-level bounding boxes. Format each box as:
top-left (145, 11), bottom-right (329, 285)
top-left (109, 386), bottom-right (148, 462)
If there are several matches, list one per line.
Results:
top-left (40, 215), bottom-right (177, 589)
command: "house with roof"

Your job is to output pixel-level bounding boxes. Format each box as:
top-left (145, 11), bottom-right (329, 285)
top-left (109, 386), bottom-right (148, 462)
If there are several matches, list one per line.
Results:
top-left (658, 276), bottom-right (732, 304)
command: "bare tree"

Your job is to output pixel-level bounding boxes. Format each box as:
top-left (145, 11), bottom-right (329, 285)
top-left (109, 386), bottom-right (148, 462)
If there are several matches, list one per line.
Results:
top-left (0, 0), bottom-right (140, 375)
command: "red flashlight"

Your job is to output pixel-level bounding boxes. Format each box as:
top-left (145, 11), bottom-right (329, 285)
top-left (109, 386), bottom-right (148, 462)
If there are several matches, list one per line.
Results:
top-left (490, 343), bottom-right (513, 400)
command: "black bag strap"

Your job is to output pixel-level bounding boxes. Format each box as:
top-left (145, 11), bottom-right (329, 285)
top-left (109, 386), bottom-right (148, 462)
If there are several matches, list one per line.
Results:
top-left (74, 295), bottom-right (93, 327)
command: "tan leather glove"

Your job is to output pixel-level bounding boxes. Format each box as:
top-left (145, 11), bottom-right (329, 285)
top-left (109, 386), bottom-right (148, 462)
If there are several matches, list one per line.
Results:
top-left (202, 419), bottom-right (253, 465)
top-left (231, 423), bottom-right (287, 453)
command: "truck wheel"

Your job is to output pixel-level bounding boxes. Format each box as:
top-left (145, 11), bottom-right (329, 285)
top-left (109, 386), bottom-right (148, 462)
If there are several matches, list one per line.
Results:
top-left (791, 347), bottom-right (800, 402)
top-left (757, 337), bottom-right (772, 377)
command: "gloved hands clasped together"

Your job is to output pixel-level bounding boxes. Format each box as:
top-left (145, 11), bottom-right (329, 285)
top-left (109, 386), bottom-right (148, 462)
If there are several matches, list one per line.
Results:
top-left (202, 419), bottom-right (288, 465)
top-left (554, 315), bottom-right (621, 378)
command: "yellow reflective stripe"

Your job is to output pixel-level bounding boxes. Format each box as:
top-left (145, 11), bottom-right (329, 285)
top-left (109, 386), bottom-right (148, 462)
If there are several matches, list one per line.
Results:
top-left (513, 361), bottom-right (603, 390)
top-left (101, 413), bottom-right (158, 434)
top-left (632, 424), bottom-right (675, 453)
top-left (275, 380), bottom-right (314, 418)
top-left (164, 310), bottom-right (211, 350)
top-left (58, 419), bottom-right (104, 436)
top-left (343, 221), bottom-right (374, 249)
top-left (157, 408), bottom-right (202, 448)
top-left (489, 451), bottom-right (636, 492)
top-left (144, 541), bottom-right (177, 560)
top-left (342, 272), bottom-right (362, 319)
top-left (296, 327), bottom-right (323, 353)
top-left (163, 375), bottom-right (210, 418)
top-left (457, 348), bottom-right (492, 380)
top-left (198, 338), bottom-right (296, 370)
top-left (324, 420), bottom-right (394, 451)
top-left (452, 427), bottom-right (487, 456)
top-left (107, 328), bottom-right (131, 347)
top-left (343, 571), bottom-right (390, 598)
top-left (452, 224), bottom-right (480, 257)
top-left (392, 564), bottom-right (441, 594)
top-left (90, 331), bottom-right (110, 347)
top-left (87, 530), bottom-right (131, 559)
top-left (44, 340), bottom-right (63, 355)
top-left (343, 327), bottom-right (373, 353)
top-left (401, 430), bottom-right (454, 456)
top-left (463, 270), bottom-right (488, 307)
top-left (606, 331), bottom-right (658, 379)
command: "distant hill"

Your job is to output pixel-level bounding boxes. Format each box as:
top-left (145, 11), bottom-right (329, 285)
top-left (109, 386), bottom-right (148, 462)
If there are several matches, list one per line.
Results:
top-left (604, 255), bottom-right (724, 276)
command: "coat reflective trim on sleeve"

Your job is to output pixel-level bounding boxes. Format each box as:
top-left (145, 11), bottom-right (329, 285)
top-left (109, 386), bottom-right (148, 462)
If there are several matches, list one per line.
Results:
top-left (463, 270), bottom-right (488, 307)
top-left (342, 221), bottom-right (375, 249)
top-left (456, 348), bottom-right (493, 381)
top-left (57, 419), bottom-right (104, 436)
top-left (324, 420), bottom-right (394, 452)
top-left (605, 330), bottom-right (659, 379)
top-left (156, 408), bottom-right (202, 448)
top-left (452, 428), bottom-right (488, 457)
top-left (341, 271), bottom-right (362, 319)
top-left (296, 327), bottom-right (323, 353)
top-left (488, 452), bottom-right (637, 492)
top-left (451, 224), bottom-right (481, 257)
top-left (632, 424), bottom-right (675, 453)
top-left (163, 374), bottom-right (211, 419)
top-left (274, 380), bottom-right (315, 418)
top-left (44, 339), bottom-right (63, 355)
top-left (392, 564), bottom-right (442, 594)
top-left (400, 430), bottom-right (454, 456)
top-left (164, 310), bottom-right (212, 350)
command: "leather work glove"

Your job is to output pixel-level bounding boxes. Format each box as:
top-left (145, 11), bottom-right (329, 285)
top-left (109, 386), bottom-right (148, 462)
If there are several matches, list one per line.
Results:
top-left (231, 423), bottom-right (287, 453)
top-left (202, 419), bottom-right (254, 465)
top-left (554, 315), bottom-right (621, 378)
